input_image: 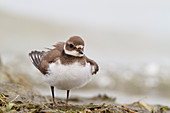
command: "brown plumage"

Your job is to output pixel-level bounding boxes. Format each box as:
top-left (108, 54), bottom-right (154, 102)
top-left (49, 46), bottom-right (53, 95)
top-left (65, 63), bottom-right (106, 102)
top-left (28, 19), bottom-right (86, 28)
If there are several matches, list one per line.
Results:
top-left (29, 36), bottom-right (99, 105)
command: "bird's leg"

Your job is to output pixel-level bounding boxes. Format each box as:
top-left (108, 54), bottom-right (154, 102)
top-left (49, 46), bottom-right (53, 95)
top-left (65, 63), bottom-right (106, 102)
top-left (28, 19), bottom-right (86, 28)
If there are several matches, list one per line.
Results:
top-left (65, 90), bottom-right (70, 106)
top-left (50, 86), bottom-right (57, 105)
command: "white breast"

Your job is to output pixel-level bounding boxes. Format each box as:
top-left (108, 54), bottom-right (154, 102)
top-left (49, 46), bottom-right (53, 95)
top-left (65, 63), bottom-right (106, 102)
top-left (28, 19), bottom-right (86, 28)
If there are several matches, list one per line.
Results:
top-left (43, 61), bottom-right (92, 90)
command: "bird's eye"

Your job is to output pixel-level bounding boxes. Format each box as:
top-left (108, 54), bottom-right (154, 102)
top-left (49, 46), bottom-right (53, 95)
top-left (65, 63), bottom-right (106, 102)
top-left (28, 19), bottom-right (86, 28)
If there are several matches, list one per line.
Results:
top-left (69, 44), bottom-right (74, 48)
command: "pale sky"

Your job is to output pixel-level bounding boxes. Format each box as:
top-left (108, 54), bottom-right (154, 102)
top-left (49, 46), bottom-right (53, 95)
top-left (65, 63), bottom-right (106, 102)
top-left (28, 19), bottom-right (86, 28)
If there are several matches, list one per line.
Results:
top-left (0, 0), bottom-right (169, 37)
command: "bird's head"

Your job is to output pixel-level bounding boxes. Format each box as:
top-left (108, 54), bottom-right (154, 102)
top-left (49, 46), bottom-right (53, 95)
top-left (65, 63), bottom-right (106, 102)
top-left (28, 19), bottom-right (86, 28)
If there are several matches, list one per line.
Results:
top-left (64, 36), bottom-right (85, 57)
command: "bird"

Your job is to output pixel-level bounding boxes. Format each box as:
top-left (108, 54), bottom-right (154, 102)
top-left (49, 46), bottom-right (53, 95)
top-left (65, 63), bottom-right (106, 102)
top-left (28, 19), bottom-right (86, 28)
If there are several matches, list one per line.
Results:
top-left (28, 36), bottom-right (99, 105)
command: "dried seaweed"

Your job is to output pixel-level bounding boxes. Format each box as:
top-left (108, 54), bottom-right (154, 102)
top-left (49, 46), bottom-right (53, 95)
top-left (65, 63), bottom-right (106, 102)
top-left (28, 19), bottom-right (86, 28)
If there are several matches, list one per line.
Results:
top-left (0, 89), bottom-right (169, 113)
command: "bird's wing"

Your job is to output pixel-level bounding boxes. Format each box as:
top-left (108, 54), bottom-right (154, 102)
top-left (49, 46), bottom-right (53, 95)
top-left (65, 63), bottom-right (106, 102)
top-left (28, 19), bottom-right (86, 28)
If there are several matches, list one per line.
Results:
top-left (29, 51), bottom-right (46, 70)
top-left (84, 56), bottom-right (99, 75)
top-left (29, 42), bottom-right (65, 74)
top-left (39, 42), bottom-right (65, 74)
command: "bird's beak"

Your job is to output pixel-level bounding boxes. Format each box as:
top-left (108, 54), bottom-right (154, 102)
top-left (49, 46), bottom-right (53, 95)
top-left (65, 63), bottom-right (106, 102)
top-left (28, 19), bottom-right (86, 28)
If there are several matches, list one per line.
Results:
top-left (78, 49), bottom-right (84, 55)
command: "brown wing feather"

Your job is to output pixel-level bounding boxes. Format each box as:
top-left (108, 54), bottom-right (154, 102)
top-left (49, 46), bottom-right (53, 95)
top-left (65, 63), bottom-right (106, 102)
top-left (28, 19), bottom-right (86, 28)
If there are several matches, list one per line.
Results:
top-left (41, 42), bottom-right (64, 63)
top-left (29, 42), bottom-right (65, 75)
top-left (85, 56), bottom-right (99, 75)
top-left (29, 51), bottom-right (45, 70)
top-left (38, 42), bottom-right (65, 74)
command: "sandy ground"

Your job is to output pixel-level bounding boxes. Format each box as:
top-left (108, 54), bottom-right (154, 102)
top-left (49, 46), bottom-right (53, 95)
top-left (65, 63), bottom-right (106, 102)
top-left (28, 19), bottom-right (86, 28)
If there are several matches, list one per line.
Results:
top-left (0, 82), bottom-right (169, 113)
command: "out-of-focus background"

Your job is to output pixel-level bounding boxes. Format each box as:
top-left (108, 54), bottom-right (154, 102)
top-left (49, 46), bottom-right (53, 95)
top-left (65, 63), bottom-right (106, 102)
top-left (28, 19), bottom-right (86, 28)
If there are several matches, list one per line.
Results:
top-left (0, 0), bottom-right (170, 106)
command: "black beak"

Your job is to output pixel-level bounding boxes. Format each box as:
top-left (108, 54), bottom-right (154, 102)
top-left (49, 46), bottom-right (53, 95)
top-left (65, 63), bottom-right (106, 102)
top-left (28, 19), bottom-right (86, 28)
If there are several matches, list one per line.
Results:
top-left (78, 49), bottom-right (84, 54)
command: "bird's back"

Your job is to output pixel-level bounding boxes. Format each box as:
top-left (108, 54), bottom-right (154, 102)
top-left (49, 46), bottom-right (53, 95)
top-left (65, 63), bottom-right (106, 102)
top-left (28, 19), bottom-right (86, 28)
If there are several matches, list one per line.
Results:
top-left (29, 42), bottom-right (65, 74)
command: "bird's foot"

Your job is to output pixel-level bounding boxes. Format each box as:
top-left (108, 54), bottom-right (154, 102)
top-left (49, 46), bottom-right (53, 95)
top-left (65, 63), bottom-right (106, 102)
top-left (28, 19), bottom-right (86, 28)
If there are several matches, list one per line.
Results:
top-left (53, 102), bottom-right (58, 106)
top-left (65, 102), bottom-right (68, 106)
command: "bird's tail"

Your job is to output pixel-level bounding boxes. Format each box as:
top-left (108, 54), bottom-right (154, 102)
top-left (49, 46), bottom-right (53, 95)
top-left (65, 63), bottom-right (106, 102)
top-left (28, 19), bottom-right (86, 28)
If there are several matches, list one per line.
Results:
top-left (28, 51), bottom-right (45, 70)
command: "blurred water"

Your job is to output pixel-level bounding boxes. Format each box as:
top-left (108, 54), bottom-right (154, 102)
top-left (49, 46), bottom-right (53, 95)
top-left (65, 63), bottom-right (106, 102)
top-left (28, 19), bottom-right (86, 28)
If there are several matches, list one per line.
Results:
top-left (0, 1), bottom-right (170, 106)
